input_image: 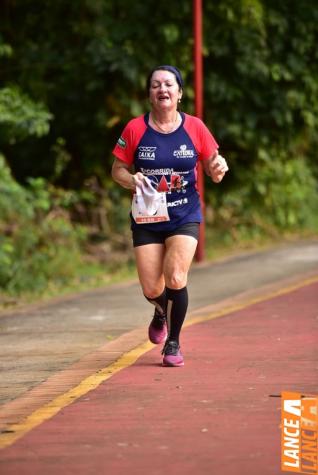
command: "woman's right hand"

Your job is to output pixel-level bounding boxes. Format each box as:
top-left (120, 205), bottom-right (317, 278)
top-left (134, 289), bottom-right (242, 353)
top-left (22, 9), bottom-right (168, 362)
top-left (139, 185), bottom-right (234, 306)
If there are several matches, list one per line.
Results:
top-left (132, 172), bottom-right (146, 190)
top-left (111, 158), bottom-right (146, 191)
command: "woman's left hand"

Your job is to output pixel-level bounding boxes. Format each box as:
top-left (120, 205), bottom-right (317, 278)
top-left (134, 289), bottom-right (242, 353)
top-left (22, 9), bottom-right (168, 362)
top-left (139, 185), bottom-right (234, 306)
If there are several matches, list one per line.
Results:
top-left (208, 154), bottom-right (229, 183)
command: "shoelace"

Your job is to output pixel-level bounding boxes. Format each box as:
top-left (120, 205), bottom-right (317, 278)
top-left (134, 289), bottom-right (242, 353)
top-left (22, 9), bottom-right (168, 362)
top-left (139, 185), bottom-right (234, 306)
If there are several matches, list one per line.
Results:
top-left (162, 340), bottom-right (179, 356)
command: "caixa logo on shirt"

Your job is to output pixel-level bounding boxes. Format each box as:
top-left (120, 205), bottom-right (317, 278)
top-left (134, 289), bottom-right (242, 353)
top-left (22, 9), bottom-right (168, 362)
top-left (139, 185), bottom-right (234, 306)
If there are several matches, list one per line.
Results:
top-left (137, 146), bottom-right (157, 160)
top-left (173, 144), bottom-right (195, 158)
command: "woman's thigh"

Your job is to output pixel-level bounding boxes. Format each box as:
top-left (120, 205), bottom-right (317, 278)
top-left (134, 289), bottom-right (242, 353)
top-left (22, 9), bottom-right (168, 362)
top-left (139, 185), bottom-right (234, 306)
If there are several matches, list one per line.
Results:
top-left (163, 235), bottom-right (198, 289)
top-left (134, 243), bottom-right (166, 297)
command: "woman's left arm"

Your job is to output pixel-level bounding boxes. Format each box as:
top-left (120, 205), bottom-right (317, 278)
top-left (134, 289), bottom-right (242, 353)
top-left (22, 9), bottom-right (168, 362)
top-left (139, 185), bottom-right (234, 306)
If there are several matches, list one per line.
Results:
top-left (203, 153), bottom-right (229, 183)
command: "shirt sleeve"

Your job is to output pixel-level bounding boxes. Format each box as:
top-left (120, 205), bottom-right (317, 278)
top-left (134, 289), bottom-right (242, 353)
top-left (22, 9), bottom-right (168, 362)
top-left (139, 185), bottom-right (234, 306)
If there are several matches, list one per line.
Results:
top-left (112, 121), bottom-right (136, 165)
top-left (183, 114), bottom-right (219, 161)
top-left (112, 115), bottom-right (148, 166)
top-left (197, 120), bottom-right (219, 161)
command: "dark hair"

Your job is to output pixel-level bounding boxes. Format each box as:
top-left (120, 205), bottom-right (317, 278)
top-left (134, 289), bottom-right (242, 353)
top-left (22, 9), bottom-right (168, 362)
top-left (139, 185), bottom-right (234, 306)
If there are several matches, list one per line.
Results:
top-left (146, 65), bottom-right (184, 94)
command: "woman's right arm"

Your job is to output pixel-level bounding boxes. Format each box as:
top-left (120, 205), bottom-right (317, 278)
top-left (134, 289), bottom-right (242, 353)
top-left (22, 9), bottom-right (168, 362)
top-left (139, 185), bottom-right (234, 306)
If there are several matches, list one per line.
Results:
top-left (111, 158), bottom-right (145, 191)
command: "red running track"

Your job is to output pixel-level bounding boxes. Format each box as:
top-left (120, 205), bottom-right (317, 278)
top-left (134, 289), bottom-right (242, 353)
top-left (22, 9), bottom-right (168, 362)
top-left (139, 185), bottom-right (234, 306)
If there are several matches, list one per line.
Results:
top-left (0, 281), bottom-right (317, 475)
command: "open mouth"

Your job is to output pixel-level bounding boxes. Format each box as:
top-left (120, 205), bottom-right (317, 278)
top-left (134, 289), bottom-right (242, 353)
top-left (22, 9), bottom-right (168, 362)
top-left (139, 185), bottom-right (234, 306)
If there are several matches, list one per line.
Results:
top-left (158, 95), bottom-right (170, 101)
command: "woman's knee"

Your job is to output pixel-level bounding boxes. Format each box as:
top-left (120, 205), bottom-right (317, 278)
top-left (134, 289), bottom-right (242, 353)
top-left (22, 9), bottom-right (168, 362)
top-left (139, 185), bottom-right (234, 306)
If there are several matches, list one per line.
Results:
top-left (142, 282), bottom-right (165, 299)
top-left (165, 270), bottom-right (187, 289)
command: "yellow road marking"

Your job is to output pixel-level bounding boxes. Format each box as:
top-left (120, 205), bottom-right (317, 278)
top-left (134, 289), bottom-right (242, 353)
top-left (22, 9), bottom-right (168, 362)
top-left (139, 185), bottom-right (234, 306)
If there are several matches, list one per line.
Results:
top-left (184, 275), bottom-right (318, 328)
top-left (0, 275), bottom-right (317, 450)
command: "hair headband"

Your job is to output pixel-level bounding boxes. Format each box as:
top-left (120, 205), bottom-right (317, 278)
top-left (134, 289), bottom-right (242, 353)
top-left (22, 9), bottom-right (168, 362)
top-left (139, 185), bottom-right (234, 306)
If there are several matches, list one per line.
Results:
top-left (147, 65), bottom-right (184, 90)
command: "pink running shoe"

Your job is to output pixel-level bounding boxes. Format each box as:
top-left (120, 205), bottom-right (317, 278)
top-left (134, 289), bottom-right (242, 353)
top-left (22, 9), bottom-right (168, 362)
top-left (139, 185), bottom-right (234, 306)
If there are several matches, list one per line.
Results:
top-left (162, 339), bottom-right (184, 367)
top-left (148, 310), bottom-right (167, 344)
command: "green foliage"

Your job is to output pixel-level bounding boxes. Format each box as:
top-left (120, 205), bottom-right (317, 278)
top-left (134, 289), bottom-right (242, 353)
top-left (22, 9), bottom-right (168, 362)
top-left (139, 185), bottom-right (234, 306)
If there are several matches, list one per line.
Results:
top-left (0, 155), bottom-right (87, 295)
top-left (203, 1), bottom-right (318, 158)
top-left (0, 87), bottom-right (53, 143)
top-left (0, 0), bottom-right (318, 297)
top-left (201, 0), bottom-right (318, 241)
top-left (208, 151), bottom-right (318, 243)
top-left (0, 42), bottom-right (13, 58)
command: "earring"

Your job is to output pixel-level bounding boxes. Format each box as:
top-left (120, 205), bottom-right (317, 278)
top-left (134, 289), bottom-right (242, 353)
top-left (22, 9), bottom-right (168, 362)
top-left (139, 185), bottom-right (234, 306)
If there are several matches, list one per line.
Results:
top-left (178, 98), bottom-right (181, 103)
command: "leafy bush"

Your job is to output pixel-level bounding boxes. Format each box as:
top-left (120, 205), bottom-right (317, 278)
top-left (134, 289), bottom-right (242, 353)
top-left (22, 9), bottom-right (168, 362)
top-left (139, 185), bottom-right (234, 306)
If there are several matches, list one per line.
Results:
top-left (0, 87), bottom-right (52, 143)
top-left (0, 155), bottom-right (87, 295)
top-left (1, 2), bottom-right (318, 299)
top-left (207, 150), bottom-right (318, 242)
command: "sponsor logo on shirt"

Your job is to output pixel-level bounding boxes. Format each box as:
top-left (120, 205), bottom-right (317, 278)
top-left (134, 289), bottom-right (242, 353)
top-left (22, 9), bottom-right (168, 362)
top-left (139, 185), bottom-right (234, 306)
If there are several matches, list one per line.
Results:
top-left (173, 144), bottom-right (195, 158)
top-left (139, 168), bottom-right (188, 194)
top-left (137, 146), bottom-right (156, 160)
top-left (117, 136), bottom-right (126, 148)
top-left (167, 198), bottom-right (188, 207)
top-left (140, 167), bottom-right (174, 175)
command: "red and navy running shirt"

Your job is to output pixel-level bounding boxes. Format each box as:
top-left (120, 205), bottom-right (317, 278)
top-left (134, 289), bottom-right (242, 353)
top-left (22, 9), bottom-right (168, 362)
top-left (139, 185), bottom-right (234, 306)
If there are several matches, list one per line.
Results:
top-left (112, 112), bottom-right (218, 231)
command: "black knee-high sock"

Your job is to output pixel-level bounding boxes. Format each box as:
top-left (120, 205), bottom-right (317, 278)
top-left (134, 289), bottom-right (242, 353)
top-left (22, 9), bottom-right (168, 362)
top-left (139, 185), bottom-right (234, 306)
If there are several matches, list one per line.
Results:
top-left (144, 289), bottom-right (167, 316)
top-left (166, 286), bottom-right (188, 343)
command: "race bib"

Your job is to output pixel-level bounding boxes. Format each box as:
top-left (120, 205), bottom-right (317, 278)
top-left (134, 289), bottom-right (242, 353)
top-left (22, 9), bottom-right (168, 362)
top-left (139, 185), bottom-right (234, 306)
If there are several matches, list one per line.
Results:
top-left (131, 178), bottom-right (170, 224)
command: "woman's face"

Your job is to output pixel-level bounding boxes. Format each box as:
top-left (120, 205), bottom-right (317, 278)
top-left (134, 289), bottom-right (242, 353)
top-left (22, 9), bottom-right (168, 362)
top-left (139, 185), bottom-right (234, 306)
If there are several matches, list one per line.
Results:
top-left (149, 69), bottom-right (182, 111)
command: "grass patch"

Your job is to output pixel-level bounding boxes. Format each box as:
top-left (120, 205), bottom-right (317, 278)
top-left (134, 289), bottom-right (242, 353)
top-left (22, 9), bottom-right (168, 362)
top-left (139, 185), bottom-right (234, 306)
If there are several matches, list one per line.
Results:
top-left (1, 228), bottom-right (317, 313)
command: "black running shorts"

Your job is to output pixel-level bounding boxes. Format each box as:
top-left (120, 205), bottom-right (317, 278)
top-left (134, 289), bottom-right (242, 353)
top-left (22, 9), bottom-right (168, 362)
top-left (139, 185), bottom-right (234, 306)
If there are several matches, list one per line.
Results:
top-left (132, 222), bottom-right (200, 247)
